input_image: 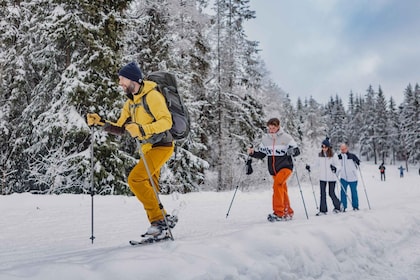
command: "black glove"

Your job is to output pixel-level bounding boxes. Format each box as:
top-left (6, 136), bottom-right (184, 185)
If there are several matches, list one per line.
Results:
top-left (286, 147), bottom-right (294, 156)
top-left (245, 158), bottom-right (253, 175)
top-left (330, 164), bottom-right (337, 173)
top-left (305, 164), bottom-right (311, 172)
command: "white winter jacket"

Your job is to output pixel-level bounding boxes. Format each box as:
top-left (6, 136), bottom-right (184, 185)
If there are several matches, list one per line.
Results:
top-left (338, 152), bottom-right (360, 182)
top-left (318, 152), bottom-right (341, 182)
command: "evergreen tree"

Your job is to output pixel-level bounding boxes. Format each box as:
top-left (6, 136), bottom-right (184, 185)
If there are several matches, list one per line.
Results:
top-left (375, 86), bottom-right (389, 163)
top-left (346, 91), bottom-right (362, 148)
top-left (359, 85), bottom-right (376, 161)
top-left (387, 96), bottom-right (400, 164)
top-left (1, 0), bottom-right (132, 194)
top-left (122, 0), bottom-right (210, 193)
top-left (399, 84), bottom-right (420, 166)
top-left (325, 95), bottom-right (347, 148)
top-left (209, 0), bottom-right (265, 190)
top-left (301, 96), bottom-right (328, 151)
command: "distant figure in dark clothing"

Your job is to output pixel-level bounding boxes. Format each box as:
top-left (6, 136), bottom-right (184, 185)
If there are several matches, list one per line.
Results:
top-left (379, 163), bottom-right (386, 181)
top-left (398, 166), bottom-right (405, 178)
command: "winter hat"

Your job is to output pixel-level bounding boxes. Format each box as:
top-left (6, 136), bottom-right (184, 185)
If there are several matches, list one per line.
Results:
top-left (118, 62), bottom-right (142, 83)
top-left (322, 137), bottom-right (331, 147)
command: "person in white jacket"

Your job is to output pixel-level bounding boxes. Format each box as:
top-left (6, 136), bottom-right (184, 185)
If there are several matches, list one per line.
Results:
top-left (338, 143), bottom-right (361, 211)
top-left (316, 137), bottom-right (341, 215)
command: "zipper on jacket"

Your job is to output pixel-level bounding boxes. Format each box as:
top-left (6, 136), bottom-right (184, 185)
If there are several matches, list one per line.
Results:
top-left (272, 138), bottom-right (276, 175)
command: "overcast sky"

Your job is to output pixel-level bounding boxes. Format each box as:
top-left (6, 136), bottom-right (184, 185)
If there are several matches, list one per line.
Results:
top-left (244, 0), bottom-right (420, 105)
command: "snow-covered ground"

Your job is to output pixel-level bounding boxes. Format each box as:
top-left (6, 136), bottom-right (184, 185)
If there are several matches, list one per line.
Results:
top-left (1, 162), bottom-right (419, 280)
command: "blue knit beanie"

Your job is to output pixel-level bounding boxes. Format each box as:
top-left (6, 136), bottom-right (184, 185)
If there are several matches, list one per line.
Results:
top-left (118, 62), bottom-right (142, 83)
top-left (322, 137), bottom-right (331, 147)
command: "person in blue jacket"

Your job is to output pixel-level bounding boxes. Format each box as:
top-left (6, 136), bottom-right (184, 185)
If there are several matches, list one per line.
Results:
top-left (398, 166), bottom-right (405, 178)
top-left (338, 143), bottom-right (361, 211)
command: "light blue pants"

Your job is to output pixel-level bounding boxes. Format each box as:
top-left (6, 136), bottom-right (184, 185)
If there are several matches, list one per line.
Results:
top-left (340, 179), bottom-right (359, 209)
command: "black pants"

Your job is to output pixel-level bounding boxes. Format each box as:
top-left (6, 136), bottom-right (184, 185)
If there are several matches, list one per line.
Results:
top-left (319, 181), bottom-right (341, 212)
top-left (380, 172), bottom-right (385, 181)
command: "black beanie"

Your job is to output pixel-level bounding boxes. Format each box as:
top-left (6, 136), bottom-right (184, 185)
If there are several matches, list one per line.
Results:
top-left (118, 62), bottom-right (142, 83)
top-left (322, 137), bottom-right (331, 147)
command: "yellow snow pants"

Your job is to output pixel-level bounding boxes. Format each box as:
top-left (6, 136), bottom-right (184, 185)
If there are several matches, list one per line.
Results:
top-left (128, 143), bottom-right (174, 223)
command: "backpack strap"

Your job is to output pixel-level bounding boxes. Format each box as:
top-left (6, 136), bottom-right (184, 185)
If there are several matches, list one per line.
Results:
top-left (142, 93), bottom-right (154, 120)
top-left (141, 86), bottom-right (161, 121)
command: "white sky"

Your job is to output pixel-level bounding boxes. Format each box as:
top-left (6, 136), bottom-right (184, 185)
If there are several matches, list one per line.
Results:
top-left (244, 0), bottom-right (420, 105)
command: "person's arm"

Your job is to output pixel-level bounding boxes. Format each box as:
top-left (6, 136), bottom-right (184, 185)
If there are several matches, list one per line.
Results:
top-left (248, 145), bottom-right (266, 159)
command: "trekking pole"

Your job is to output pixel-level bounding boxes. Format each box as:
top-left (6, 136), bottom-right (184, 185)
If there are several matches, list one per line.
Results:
top-left (226, 185), bottom-right (239, 219)
top-left (357, 165), bottom-right (371, 210)
top-left (226, 145), bottom-right (253, 219)
top-left (292, 157), bottom-right (309, 220)
top-left (333, 172), bottom-right (352, 205)
top-left (137, 140), bottom-right (174, 241)
top-left (305, 165), bottom-right (318, 210)
top-left (89, 127), bottom-right (95, 244)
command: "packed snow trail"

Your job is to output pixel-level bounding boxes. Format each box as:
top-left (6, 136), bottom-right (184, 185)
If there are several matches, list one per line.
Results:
top-left (0, 163), bottom-right (419, 279)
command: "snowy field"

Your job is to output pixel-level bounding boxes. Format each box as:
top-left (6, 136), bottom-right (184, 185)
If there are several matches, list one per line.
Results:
top-left (1, 162), bottom-right (419, 280)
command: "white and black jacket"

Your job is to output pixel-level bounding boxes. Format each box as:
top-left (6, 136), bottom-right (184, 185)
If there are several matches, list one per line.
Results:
top-left (338, 152), bottom-right (360, 182)
top-left (251, 129), bottom-right (300, 176)
top-left (318, 152), bottom-right (341, 182)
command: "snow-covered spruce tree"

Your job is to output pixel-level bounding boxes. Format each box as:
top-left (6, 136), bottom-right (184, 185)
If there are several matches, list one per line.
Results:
top-left (387, 96), bottom-right (401, 164)
top-left (359, 85), bottom-right (377, 161)
top-left (5, 0), bottom-right (134, 194)
top-left (122, 0), bottom-right (210, 193)
top-left (324, 95), bottom-right (347, 149)
top-left (162, 0), bottom-right (213, 193)
top-left (279, 94), bottom-right (300, 143)
top-left (412, 84), bottom-right (420, 163)
top-left (209, 0), bottom-right (266, 191)
top-left (0, 0), bottom-right (46, 193)
top-left (375, 86), bottom-right (389, 164)
top-left (346, 91), bottom-right (360, 148)
top-left (399, 84), bottom-right (420, 166)
top-left (300, 96), bottom-right (328, 152)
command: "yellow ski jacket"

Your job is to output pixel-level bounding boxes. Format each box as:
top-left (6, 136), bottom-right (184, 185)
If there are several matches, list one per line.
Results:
top-left (116, 80), bottom-right (172, 141)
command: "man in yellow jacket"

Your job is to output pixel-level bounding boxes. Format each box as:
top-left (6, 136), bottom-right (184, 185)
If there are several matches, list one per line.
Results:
top-left (87, 62), bottom-right (177, 239)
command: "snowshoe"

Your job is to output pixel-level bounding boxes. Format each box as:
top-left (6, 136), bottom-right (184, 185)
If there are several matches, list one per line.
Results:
top-left (267, 213), bottom-right (289, 222)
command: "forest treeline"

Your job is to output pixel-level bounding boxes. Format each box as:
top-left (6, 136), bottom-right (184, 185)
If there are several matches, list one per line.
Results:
top-left (1, 0), bottom-right (418, 195)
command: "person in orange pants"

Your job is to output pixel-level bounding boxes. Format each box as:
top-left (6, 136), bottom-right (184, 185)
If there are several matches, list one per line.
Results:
top-left (248, 117), bottom-right (300, 221)
top-left (272, 168), bottom-right (293, 217)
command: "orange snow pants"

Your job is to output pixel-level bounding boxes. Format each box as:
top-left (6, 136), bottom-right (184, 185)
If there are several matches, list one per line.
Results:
top-left (272, 168), bottom-right (294, 217)
top-left (128, 144), bottom-right (174, 223)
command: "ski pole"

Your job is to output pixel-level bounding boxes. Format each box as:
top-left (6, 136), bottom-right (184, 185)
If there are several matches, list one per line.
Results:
top-left (137, 140), bottom-right (174, 241)
top-left (226, 185), bottom-right (239, 219)
top-left (333, 172), bottom-right (352, 206)
top-left (357, 165), bottom-right (371, 210)
top-left (226, 145), bottom-right (253, 219)
top-left (305, 165), bottom-right (318, 210)
top-left (292, 156), bottom-right (309, 220)
top-left (89, 127), bottom-right (95, 244)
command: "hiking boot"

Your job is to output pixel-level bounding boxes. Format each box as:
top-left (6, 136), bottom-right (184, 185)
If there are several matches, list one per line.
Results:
top-left (142, 220), bottom-right (168, 238)
top-left (267, 213), bottom-right (286, 222)
top-left (353, 207), bottom-right (359, 211)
